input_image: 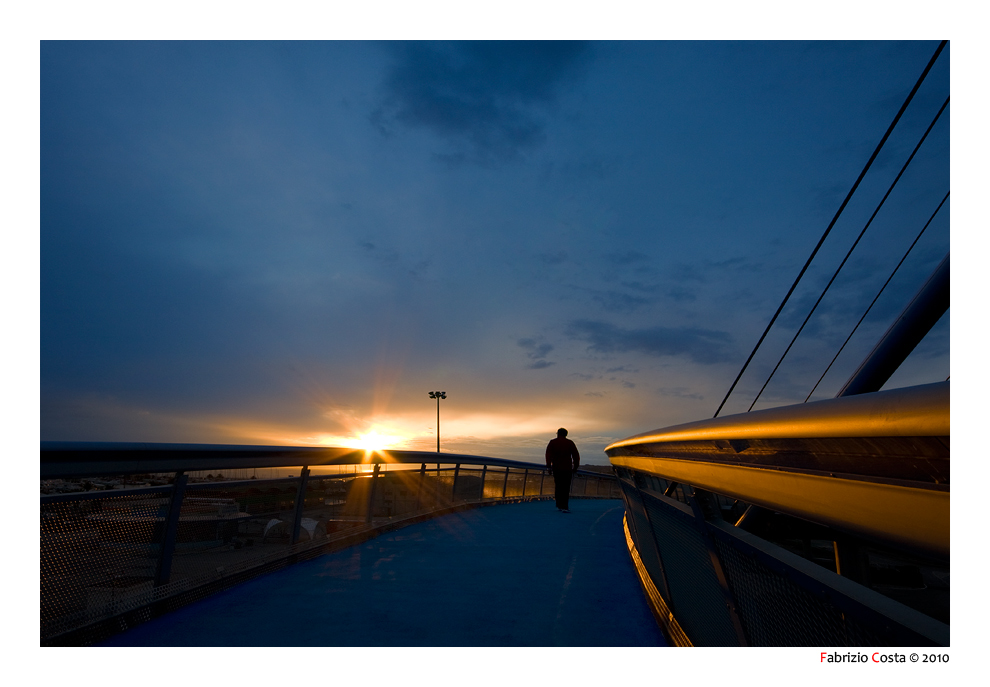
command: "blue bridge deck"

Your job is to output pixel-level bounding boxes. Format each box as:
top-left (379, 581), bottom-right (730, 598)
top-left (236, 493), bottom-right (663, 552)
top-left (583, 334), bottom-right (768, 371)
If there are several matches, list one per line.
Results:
top-left (101, 499), bottom-right (666, 646)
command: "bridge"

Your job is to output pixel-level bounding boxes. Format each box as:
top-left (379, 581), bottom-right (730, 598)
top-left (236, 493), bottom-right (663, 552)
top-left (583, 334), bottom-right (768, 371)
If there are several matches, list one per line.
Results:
top-left (41, 411), bottom-right (949, 648)
top-left (98, 498), bottom-right (665, 646)
top-left (41, 446), bottom-right (650, 646)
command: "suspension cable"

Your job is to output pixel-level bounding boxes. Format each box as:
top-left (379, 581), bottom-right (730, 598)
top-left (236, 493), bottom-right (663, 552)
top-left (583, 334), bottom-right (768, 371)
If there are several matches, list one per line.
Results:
top-left (803, 191), bottom-right (949, 402)
top-left (712, 39), bottom-right (946, 418)
top-left (747, 95), bottom-right (949, 411)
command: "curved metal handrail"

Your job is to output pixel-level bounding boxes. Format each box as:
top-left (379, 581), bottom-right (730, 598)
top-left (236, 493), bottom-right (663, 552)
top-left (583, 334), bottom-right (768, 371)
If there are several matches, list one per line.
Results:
top-left (606, 381), bottom-right (948, 558)
top-left (41, 442), bottom-right (607, 480)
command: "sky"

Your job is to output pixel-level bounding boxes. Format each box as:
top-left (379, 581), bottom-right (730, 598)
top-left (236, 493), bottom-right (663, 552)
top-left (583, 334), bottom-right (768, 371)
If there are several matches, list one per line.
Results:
top-left (40, 40), bottom-right (951, 464)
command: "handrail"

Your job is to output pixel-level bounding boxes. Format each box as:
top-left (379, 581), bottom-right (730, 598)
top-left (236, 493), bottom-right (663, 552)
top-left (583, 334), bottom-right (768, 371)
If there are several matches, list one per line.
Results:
top-left (607, 380), bottom-right (947, 449)
top-left (41, 443), bottom-right (618, 645)
top-left (606, 382), bottom-right (948, 559)
top-left (41, 443), bottom-right (609, 480)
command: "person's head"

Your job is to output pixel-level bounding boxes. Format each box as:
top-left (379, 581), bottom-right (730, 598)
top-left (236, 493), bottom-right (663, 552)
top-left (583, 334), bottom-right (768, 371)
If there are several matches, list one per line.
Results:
top-left (557, 428), bottom-right (568, 438)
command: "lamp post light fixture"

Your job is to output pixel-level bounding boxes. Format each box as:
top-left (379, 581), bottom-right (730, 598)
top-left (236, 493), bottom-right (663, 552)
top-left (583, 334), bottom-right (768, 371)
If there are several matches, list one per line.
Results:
top-left (428, 391), bottom-right (446, 453)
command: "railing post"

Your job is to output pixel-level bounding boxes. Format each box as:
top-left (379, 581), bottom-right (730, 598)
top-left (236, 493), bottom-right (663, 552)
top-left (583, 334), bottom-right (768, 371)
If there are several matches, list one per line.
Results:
top-left (291, 466), bottom-right (310, 544)
top-left (521, 468), bottom-right (528, 496)
top-left (540, 470), bottom-right (545, 496)
top-left (502, 467), bottom-right (510, 499)
top-left (451, 463), bottom-right (461, 502)
top-left (155, 471), bottom-right (188, 587)
top-left (479, 465), bottom-right (487, 500)
top-left (415, 462), bottom-right (426, 511)
top-left (365, 463), bottom-right (381, 525)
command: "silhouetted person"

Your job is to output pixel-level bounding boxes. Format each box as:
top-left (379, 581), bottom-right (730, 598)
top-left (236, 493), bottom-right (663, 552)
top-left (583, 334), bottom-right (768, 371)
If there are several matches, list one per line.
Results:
top-left (546, 428), bottom-right (580, 512)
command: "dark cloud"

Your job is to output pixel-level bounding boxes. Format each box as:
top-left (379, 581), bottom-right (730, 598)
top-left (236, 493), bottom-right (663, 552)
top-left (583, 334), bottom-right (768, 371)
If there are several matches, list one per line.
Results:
top-left (567, 319), bottom-right (736, 364)
top-left (518, 337), bottom-right (555, 369)
top-left (590, 290), bottom-right (651, 313)
top-left (667, 286), bottom-right (697, 303)
top-left (371, 41), bottom-right (590, 163)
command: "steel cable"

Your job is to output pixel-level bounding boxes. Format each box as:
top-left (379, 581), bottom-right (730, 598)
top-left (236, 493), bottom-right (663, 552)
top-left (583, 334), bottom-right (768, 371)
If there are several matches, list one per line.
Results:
top-left (748, 95), bottom-right (949, 411)
top-left (803, 191), bottom-right (949, 402)
top-left (713, 39), bottom-right (947, 418)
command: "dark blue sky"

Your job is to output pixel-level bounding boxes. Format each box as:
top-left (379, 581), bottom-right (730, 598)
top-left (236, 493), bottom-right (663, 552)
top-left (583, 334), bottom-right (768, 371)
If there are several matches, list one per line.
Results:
top-left (40, 40), bottom-right (950, 461)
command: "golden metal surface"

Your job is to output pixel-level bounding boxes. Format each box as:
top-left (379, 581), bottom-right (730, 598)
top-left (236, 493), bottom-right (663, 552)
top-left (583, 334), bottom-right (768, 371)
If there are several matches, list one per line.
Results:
top-left (611, 455), bottom-right (949, 558)
top-left (606, 381), bottom-right (948, 450)
top-left (623, 514), bottom-right (692, 647)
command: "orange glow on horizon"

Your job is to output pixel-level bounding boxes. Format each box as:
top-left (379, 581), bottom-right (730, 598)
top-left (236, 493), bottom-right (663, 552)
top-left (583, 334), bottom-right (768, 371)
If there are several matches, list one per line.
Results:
top-left (311, 428), bottom-right (409, 452)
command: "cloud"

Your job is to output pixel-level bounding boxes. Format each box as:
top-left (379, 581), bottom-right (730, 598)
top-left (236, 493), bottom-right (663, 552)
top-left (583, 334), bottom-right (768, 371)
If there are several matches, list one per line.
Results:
top-left (667, 286), bottom-right (697, 303)
top-left (518, 337), bottom-right (555, 369)
top-left (371, 41), bottom-right (590, 163)
top-left (567, 319), bottom-right (736, 364)
top-left (589, 290), bottom-right (651, 313)
top-left (657, 386), bottom-right (704, 401)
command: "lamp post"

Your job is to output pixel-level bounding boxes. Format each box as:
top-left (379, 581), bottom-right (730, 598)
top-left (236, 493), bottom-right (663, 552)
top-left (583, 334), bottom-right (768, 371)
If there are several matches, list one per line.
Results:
top-left (428, 391), bottom-right (446, 453)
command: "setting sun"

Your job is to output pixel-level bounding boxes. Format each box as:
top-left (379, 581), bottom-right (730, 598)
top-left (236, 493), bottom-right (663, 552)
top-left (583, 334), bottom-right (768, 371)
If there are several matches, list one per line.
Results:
top-left (350, 429), bottom-right (407, 451)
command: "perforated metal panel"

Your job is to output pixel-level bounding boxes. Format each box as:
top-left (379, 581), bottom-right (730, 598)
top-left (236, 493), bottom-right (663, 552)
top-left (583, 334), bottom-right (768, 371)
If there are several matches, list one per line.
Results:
top-left (714, 536), bottom-right (884, 646)
top-left (41, 491), bottom-right (171, 640)
top-left (42, 457), bottom-right (620, 644)
top-left (640, 492), bottom-right (739, 646)
top-left (618, 482), bottom-right (668, 606)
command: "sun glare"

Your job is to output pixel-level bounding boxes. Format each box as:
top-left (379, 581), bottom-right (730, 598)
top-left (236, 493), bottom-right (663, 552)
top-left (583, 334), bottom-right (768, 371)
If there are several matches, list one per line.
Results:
top-left (351, 430), bottom-right (405, 451)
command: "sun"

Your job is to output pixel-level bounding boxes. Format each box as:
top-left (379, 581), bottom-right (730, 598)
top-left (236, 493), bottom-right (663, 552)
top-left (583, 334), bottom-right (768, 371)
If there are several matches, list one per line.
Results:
top-left (351, 429), bottom-right (405, 452)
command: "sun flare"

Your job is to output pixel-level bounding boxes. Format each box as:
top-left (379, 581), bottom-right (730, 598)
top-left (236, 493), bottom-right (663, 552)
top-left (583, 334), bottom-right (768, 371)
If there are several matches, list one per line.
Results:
top-left (350, 429), bottom-right (406, 451)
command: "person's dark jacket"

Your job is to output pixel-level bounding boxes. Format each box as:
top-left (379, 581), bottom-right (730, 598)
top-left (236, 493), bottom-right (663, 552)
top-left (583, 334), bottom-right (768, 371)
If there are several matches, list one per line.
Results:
top-left (546, 437), bottom-right (580, 473)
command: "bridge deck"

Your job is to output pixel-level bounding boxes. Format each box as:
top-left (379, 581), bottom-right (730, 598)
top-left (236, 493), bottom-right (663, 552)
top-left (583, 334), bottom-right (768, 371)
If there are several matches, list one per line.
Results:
top-left (101, 499), bottom-right (666, 646)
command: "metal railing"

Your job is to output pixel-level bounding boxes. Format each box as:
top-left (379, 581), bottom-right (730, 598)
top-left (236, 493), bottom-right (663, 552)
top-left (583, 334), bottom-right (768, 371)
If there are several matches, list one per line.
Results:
top-left (40, 443), bottom-right (617, 645)
top-left (607, 382), bottom-right (949, 647)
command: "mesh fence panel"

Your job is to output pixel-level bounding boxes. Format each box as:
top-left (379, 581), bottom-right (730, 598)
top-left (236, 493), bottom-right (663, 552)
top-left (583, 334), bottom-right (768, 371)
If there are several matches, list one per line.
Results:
top-left (42, 462), bottom-right (619, 643)
top-left (453, 469), bottom-right (485, 502)
top-left (504, 471), bottom-right (526, 498)
top-left (618, 482), bottom-right (668, 606)
top-left (524, 471), bottom-right (543, 497)
top-left (540, 473), bottom-right (553, 496)
top-left (714, 536), bottom-right (885, 646)
top-left (640, 491), bottom-right (739, 646)
top-left (483, 469), bottom-right (509, 499)
top-left (41, 491), bottom-right (171, 639)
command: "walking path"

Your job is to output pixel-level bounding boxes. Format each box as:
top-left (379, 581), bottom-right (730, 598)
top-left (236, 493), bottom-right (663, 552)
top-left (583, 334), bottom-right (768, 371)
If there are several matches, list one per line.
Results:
top-left (102, 499), bottom-right (667, 646)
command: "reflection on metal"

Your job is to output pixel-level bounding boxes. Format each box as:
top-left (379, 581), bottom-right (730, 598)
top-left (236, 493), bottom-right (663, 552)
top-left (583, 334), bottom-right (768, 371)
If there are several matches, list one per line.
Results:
top-left (733, 504), bottom-right (754, 528)
top-left (623, 514), bottom-right (692, 647)
top-left (608, 381), bottom-right (948, 448)
top-left (609, 380), bottom-right (949, 645)
top-left (607, 382), bottom-right (949, 559)
top-left (611, 454), bottom-right (947, 559)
